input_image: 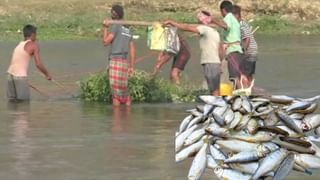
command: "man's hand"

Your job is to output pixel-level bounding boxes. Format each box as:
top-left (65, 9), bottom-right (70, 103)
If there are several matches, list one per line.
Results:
top-left (103, 19), bottom-right (110, 28)
top-left (45, 74), bottom-right (52, 81)
top-left (162, 20), bottom-right (176, 27)
top-left (128, 67), bottom-right (134, 77)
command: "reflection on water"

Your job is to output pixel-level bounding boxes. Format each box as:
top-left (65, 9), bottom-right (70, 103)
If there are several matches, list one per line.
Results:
top-left (7, 102), bottom-right (32, 179)
top-left (111, 107), bottom-right (131, 134)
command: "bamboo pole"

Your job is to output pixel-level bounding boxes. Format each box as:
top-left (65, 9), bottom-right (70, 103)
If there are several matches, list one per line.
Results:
top-left (108, 20), bottom-right (218, 28)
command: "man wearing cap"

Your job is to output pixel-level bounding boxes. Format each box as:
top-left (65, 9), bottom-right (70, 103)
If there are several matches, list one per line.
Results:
top-left (163, 11), bottom-right (224, 96)
top-left (103, 5), bottom-right (136, 106)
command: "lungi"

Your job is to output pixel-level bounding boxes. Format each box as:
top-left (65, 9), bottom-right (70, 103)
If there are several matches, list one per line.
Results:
top-left (109, 58), bottom-right (130, 103)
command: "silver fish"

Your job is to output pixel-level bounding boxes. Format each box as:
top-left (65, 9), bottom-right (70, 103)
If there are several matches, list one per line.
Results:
top-left (315, 126), bottom-right (320, 135)
top-left (272, 139), bottom-right (315, 154)
top-left (291, 103), bottom-right (318, 114)
top-left (216, 139), bottom-right (260, 152)
top-left (276, 111), bottom-right (303, 134)
top-left (286, 101), bottom-right (312, 112)
top-left (277, 125), bottom-right (300, 138)
top-left (293, 163), bottom-right (313, 175)
top-left (224, 108), bottom-right (235, 125)
top-left (252, 148), bottom-right (288, 180)
top-left (232, 97), bottom-right (242, 111)
top-left (179, 115), bottom-right (193, 134)
top-left (229, 112), bottom-right (242, 129)
top-left (184, 129), bottom-right (206, 146)
top-left (252, 101), bottom-right (269, 110)
top-left (229, 162), bottom-right (275, 176)
top-left (247, 118), bottom-right (259, 134)
top-left (205, 124), bottom-right (229, 137)
top-left (187, 109), bottom-right (203, 117)
top-left (187, 116), bottom-right (202, 129)
top-left (188, 143), bottom-right (208, 180)
top-left (207, 154), bottom-right (218, 170)
top-left (213, 105), bottom-right (228, 117)
top-left (297, 95), bottom-right (320, 103)
top-left (199, 95), bottom-right (226, 107)
top-left (235, 115), bottom-right (251, 131)
top-left (212, 112), bottom-right (225, 126)
top-left (251, 97), bottom-right (271, 103)
top-left (302, 114), bottom-right (320, 131)
top-left (224, 146), bottom-right (270, 163)
top-left (270, 95), bottom-right (295, 104)
top-left (202, 104), bottom-right (214, 117)
top-left (242, 96), bottom-right (253, 113)
top-left (176, 125), bottom-right (198, 152)
top-left (229, 130), bottom-right (275, 143)
top-left (263, 110), bottom-right (280, 126)
top-left (176, 137), bottom-right (204, 163)
top-left (253, 106), bottom-right (274, 117)
top-left (295, 153), bottom-right (320, 169)
top-left (214, 167), bottom-right (251, 180)
top-left (210, 144), bottom-right (227, 160)
top-left (289, 113), bottom-right (305, 120)
top-left (257, 106), bottom-right (269, 113)
top-left (273, 153), bottom-right (295, 180)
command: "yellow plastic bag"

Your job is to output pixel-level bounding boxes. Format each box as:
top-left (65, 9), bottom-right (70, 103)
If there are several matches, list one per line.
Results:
top-left (147, 23), bottom-right (166, 51)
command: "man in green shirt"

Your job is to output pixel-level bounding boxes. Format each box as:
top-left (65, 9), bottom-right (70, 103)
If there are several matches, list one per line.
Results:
top-left (211, 0), bottom-right (243, 88)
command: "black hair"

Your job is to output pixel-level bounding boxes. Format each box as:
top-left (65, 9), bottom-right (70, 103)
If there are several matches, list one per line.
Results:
top-left (201, 10), bottom-right (211, 17)
top-left (111, 4), bottom-right (124, 19)
top-left (232, 5), bottom-right (241, 16)
top-left (220, 1), bottom-right (233, 13)
top-left (23, 24), bottom-right (37, 38)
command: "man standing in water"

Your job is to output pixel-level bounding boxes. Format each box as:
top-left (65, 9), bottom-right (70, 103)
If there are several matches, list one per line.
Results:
top-left (7, 24), bottom-right (52, 101)
top-left (233, 5), bottom-right (258, 88)
top-left (103, 5), bottom-right (136, 106)
top-left (211, 1), bottom-right (243, 89)
top-left (153, 33), bottom-right (191, 85)
top-left (163, 11), bottom-right (223, 96)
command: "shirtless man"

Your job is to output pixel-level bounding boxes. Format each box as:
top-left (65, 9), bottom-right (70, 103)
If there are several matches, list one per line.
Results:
top-left (7, 24), bottom-right (52, 101)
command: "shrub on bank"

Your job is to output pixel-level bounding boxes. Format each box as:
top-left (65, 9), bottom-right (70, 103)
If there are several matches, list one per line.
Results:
top-left (79, 70), bottom-right (206, 103)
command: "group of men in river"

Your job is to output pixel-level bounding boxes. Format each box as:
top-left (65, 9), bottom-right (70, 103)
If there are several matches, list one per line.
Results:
top-left (6, 0), bottom-right (258, 106)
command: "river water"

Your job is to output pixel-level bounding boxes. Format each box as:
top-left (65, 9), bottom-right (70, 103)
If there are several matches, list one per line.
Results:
top-left (0, 35), bottom-right (319, 179)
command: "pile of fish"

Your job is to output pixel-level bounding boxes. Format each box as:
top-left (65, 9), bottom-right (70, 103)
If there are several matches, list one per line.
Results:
top-left (175, 95), bottom-right (320, 180)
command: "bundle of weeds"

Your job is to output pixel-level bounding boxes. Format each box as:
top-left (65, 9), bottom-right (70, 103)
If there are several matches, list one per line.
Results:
top-left (79, 70), bottom-right (205, 103)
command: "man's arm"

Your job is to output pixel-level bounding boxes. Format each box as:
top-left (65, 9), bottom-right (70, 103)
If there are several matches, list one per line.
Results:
top-left (242, 37), bottom-right (250, 53)
top-left (128, 40), bottom-right (135, 75)
top-left (218, 42), bottom-right (225, 62)
top-left (32, 42), bottom-right (52, 80)
top-left (102, 19), bottom-right (115, 46)
top-left (211, 18), bottom-right (228, 30)
top-left (164, 20), bottom-right (199, 34)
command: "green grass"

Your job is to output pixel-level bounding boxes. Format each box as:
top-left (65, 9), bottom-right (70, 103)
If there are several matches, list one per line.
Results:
top-left (0, 0), bottom-right (319, 41)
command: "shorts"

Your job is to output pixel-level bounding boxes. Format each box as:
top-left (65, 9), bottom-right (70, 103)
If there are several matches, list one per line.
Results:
top-left (172, 39), bottom-right (191, 71)
top-left (226, 52), bottom-right (243, 81)
top-left (202, 63), bottom-right (221, 93)
top-left (240, 55), bottom-right (257, 77)
top-left (7, 74), bottom-right (30, 101)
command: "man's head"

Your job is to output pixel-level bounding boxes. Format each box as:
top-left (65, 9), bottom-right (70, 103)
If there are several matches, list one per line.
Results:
top-left (111, 4), bottom-right (124, 20)
top-left (197, 10), bottom-right (212, 25)
top-left (23, 24), bottom-right (37, 41)
top-left (220, 0), bottom-right (233, 17)
top-left (232, 5), bottom-right (241, 21)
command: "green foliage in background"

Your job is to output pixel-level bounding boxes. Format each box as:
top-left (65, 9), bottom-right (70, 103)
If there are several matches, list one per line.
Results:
top-left (79, 70), bottom-right (206, 103)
